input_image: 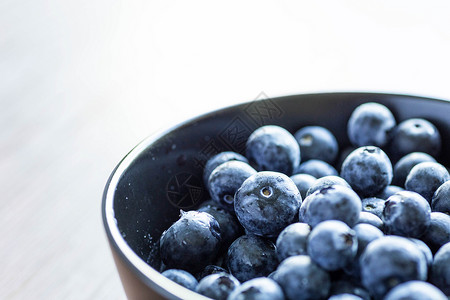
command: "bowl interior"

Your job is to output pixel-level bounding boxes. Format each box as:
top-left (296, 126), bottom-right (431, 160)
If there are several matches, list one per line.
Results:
top-left (107, 92), bottom-right (450, 286)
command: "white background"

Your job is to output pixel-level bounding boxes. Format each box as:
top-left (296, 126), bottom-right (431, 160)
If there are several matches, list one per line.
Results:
top-left (1, 1), bottom-right (450, 299)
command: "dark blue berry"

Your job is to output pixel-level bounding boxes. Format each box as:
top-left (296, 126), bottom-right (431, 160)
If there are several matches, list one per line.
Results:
top-left (384, 281), bottom-right (447, 300)
top-left (196, 265), bottom-right (228, 280)
top-left (160, 211), bottom-right (221, 272)
top-left (341, 146), bottom-right (393, 197)
top-left (246, 125), bottom-right (300, 175)
top-left (208, 160), bottom-right (256, 210)
top-left (290, 173), bottom-right (316, 200)
top-left (382, 191), bottom-right (431, 238)
top-left (359, 236), bottom-right (427, 299)
top-left (330, 280), bottom-right (371, 300)
top-left (227, 277), bottom-right (284, 300)
top-left (361, 197), bottom-right (385, 219)
top-left (420, 212), bottom-right (450, 253)
top-left (301, 185), bottom-right (361, 228)
top-left (226, 235), bottom-right (278, 282)
top-left (347, 102), bottom-right (396, 147)
top-left (357, 212), bottom-right (384, 230)
top-left (376, 185), bottom-right (404, 200)
top-left (203, 151), bottom-right (248, 185)
top-left (294, 125), bottom-right (339, 164)
top-left (161, 269), bottom-right (199, 291)
top-left (306, 175), bottom-right (350, 197)
top-left (430, 242), bottom-right (450, 295)
top-left (328, 294), bottom-right (363, 300)
top-left (234, 172), bottom-right (301, 237)
top-left (275, 223), bottom-right (311, 262)
top-left (432, 180), bottom-right (450, 214)
top-left (405, 161), bottom-right (450, 203)
top-left (196, 273), bottom-right (240, 300)
top-left (392, 152), bottom-right (436, 187)
top-left (294, 159), bottom-right (338, 178)
top-left (307, 220), bottom-right (357, 271)
top-left (408, 238), bottom-right (433, 268)
top-left (390, 118), bottom-right (441, 161)
top-left (273, 255), bottom-right (331, 300)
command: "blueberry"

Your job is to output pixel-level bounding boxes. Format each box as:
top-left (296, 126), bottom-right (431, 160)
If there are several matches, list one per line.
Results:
top-left (226, 235), bottom-right (278, 282)
top-left (160, 211), bottom-right (221, 272)
top-left (357, 212), bottom-right (384, 230)
top-left (347, 102), bottom-right (396, 148)
top-left (273, 255), bottom-right (330, 300)
top-left (294, 159), bottom-right (338, 178)
top-left (384, 281), bottom-right (447, 300)
top-left (390, 118), bottom-right (441, 160)
top-left (420, 212), bottom-right (450, 253)
top-left (246, 125), bottom-right (300, 175)
top-left (161, 269), bottom-right (199, 291)
top-left (196, 273), bottom-right (240, 300)
top-left (392, 152), bottom-right (436, 187)
top-left (203, 151), bottom-right (248, 185)
top-left (275, 223), bottom-right (311, 262)
top-left (361, 197), bottom-right (385, 219)
top-left (430, 242), bottom-right (450, 295)
top-left (196, 265), bottom-right (228, 281)
top-left (307, 220), bottom-right (358, 271)
top-left (408, 238), bottom-right (433, 268)
top-left (328, 294), bottom-right (363, 300)
top-left (432, 180), bottom-right (450, 214)
top-left (405, 161), bottom-right (450, 203)
top-left (359, 236), bottom-right (427, 299)
top-left (227, 277), bottom-right (285, 300)
top-left (234, 172), bottom-right (302, 237)
top-left (290, 173), bottom-right (316, 199)
top-left (376, 185), bottom-right (404, 200)
top-left (306, 175), bottom-right (351, 197)
top-left (197, 202), bottom-right (243, 251)
top-left (330, 280), bottom-right (371, 300)
top-left (340, 146), bottom-right (393, 197)
top-left (301, 185), bottom-right (361, 228)
top-left (294, 125), bottom-right (339, 164)
top-left (343, 224), bottom-right (383, 279)
top-left (382, 191), bottom-right (431, 238)
top-left (208, 160), bottom-right (256, 210)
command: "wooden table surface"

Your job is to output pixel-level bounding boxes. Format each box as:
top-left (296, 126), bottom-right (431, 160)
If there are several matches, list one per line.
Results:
top-left (2, 1), bottom-right (450, 299)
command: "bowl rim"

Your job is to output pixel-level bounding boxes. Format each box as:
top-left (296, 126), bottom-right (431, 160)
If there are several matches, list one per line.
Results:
top-left (101, 91), bottom-right (449, 299)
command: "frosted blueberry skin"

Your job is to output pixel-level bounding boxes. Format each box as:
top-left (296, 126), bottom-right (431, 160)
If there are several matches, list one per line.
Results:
top-left (275, 223), bottom-right (311, 262)
top-left (197, 203), bottom-right (243, 253)
top-left (361, 197), bottom-right (385, 219)
top-left (196, 273), bottom-right (240, 300)
top-left (347, 102), bottom-right (396, 148)
top-left (330, 280), bottom-right (371, 300)
top-left (301, 185), bottom-right (362, 228)
top-left (376, 185), bottom-right (404, 200)
top-left (161, 269), bottom-right (199, 291)
top-left (226, 235), bottom-right (278, 282)
top-left (382, 191), bottom-right (431, 238)
top-left (357, 212), bottom-right (383, 231)
top-left (430, 242), bottom-right (450, 295)
top-left (159, 211), bottom-right (221, 273)
top-left (294, 159), bottom-right (338, 178)
top-left (408, 238), bottom-right (433, 268)
top-left (359, 236), bottom-right (428, 299)
top-left (306, 175), bottom-right (351, 197)
top-left (203, 151), bottom-right (248, 186)
top-left (384, 281), bottom-right (447, 300)
top-left (307, 220), bottom-right (358, 271)
top-left (392, 152), bottom-right (436, 187)
top-left (329, 294), bottom-right (363, 300)
top-left (432, 180), bottom-right (450, 214)
top-left (246, 125), bottom-right (300, 176)
top-left (208, 160), bottom-right (256, 210)
top-left (294, 125), bottom-right (339, 164)
top-left (341, 146), bottom-right (393, 198)
top-left (390, 118), bottom-right (441, 161)
top-left (290, 173), bottom-right (316, 199)
top-left (227, 277), bottom-right (285, 300)
top-left (273, 255), bottom-right (331, 300)
top-left (420, 212), bottom-right (450, 253)
top-left (234, 171), bottom-right (302, 237)
top-left (405, 161), bottom-right (450, 203)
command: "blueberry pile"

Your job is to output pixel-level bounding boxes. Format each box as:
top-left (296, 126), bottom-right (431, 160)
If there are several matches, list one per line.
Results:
top-left (158, 102), bottom-right (450, 300)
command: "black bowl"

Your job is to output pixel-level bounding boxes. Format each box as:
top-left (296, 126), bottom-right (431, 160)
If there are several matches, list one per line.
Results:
top-left (102, 92), bottom-right (450, 300)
